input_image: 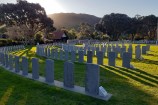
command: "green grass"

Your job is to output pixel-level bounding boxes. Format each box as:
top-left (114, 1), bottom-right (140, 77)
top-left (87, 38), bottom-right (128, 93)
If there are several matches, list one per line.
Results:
top-left (0, 44), bottom-right (158, 105)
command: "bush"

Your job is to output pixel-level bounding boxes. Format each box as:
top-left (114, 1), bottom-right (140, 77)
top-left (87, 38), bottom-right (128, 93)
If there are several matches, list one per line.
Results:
top-left (34, 34), bottom-right (44, 44)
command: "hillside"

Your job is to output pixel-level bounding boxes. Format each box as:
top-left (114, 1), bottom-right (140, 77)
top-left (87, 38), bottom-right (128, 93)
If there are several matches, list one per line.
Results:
top-left (48, 13), bottom-right (101, 29)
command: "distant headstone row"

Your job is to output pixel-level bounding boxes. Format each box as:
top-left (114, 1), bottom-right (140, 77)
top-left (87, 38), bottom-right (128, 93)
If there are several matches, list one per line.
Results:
top-left (0, 45), bottom-right (25, 53)
top-left (67, 39), bottom-right (158, 44)
top-left (0, 53), bottom-right (112, 101)
top-left (36, 44), bottom-right (150, 68)
top-left (67, 39), bottom-right (101, 45)
top-left (37, 43), bottom-right (150, 57)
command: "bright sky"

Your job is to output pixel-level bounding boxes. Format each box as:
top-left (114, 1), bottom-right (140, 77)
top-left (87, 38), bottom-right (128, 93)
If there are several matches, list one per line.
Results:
top-left (0, 0), bottom-right (158, 17)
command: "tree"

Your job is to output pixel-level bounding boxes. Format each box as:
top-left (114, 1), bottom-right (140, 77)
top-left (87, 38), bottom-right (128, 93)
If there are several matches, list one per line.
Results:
top-left (5, 26), bottom-right (23, 40)
top-left (67, 28), bottom-right (77, 39)
top-left (0, 0), bottom-right (55, 44)
top-left (141, 15), bottom-right (157, 40)
top-left (0, 26), bottom-right (7, 34)
top-left (77, 22), bottom-right (94, 39)
top-left (127, 16), bottom-right (143, 40)
top-left (95, 13), bottom-right (131, 40)
top-left (35, 33), bottom-right (43, 44)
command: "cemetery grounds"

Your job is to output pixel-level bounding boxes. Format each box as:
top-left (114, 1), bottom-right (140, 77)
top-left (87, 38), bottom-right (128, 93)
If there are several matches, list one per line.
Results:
top-left (0, 44), bottom-right (158, 105)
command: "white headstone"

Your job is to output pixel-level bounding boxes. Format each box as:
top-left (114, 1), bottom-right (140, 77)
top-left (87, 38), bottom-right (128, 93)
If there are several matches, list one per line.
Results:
top-left (99, 86), bottom-right (108, 97)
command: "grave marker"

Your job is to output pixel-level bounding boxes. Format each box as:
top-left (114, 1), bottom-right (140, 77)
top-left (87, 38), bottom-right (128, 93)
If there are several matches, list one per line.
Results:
top-left (32, 58), bottom-right (39, 79)
top-left (45, 59), bottom-right (54, 83)
top-left (85, 64), bottom-right (99, 95)
top-left (64, 62), bottom-right (74, 88)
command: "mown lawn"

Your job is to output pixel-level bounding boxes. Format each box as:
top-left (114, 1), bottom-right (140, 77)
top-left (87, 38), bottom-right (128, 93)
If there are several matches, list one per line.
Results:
top-left (0, 44), bottom-right (158, 105)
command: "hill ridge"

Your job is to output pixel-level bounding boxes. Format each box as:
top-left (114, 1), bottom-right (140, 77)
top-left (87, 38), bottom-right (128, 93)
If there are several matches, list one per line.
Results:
top-left (48, 13), bottom-right (101, 29)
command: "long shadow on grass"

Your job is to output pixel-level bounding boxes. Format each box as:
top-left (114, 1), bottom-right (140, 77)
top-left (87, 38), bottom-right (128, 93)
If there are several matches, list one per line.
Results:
top-left (131, 59), bottom-right (158, 65)
top-left (115, 66), bottom-right (158, 85)
top-left (11, 46), bottom-right (32, 57)
top-left (101, 65), bottom-right (157, 87)
top-left (133, 68), bottom-right (158, 79)
top-left (11, 49), bottom-right (28, 55)
top-left (146, 53), bottom-right (158, 57)
top-left (149, 50), bottom-right (158, 53)
top-left (18, 47), bottom-right (33, 57)
top-left (17, 46), bottom-right (46, 60)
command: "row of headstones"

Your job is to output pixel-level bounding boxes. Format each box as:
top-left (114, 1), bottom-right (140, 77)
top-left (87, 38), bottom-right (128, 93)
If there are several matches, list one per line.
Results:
top-left (67, 39), bottom-right (157, 44)
top-left (40, 41), bottom-right (150, 55)
top-left (61, 44), bottom-right (123, 54)
top-left (62, 44), bottom-right (150, 54)
top-left (0, 52), bottom-right (105, 96)
top-left (67, 39), bottom-right (101, 44)
top-left (36, 47), bottom-right (132, 68)
top-left (38, 43), bottom-right (63, 48)
top-left (67, 39), bottom-right (139, 45)
top-left (37, 44), bottom-right (149, 60)
top-left (0, 45), bottom-right (25, 53)
top-left (67, 39), bottom-right (134, 45)
top-left (107, 40), bottom-right (156, 44)
top-left (132, 40), bottom-right (157, 44)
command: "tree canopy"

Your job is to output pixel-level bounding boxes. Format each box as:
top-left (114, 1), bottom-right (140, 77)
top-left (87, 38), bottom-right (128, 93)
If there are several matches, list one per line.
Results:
top-left (95, 13), bottom-right (158, 41)
top-left (0, 0), bottom-right (55, 44)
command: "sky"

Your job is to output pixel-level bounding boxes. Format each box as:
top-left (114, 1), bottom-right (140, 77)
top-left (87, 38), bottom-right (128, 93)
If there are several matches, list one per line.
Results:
top-left (0, 0), bottom-right (158, 17)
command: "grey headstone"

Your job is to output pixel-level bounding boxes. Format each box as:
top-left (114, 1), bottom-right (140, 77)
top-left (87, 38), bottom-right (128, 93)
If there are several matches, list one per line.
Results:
top-left (107, 46), bottom-right (112, 52)
top-left (116, 46), bottom-right (121, 53)
top-left (78, 51), bottom-right (84, 63)
top-left (128, 45), bottom-right (133, 59)
top-left (84, 48), bottom-right (87, 55)
top-left (142, 46), bottom-right (147, 54)
top-left (2, 53), bottom-right (5, 65)
top-left (1, 53), bottom-right (4, 65)
top-left (115, 51), bottom-right (118, 58)
top-left (54, 49), bottom-right (58, 59)
top-left (45, 59), bottom-right (54, 83)
top-left (71, 51), bottom-right (76, 62)
top-left (5, 54), bottom-right (9, 68)
top-left (112, 46), bottom-right (116, 52)
top-left (51, 49), bottom-right (55, 59)
top-left (42, 48), bottom-right (45, 56)
top-left (122, 45), bottom-right (126, 50)
top-left (9, 55), bottom-right (14, 70)
top-left (97, 51), bottom-right (104, 65)
top-left (120, 47), bottom-right (126, 58)
top-left (122, 52), bottom-right (131, 68)
top-left (64, 62), bottom-right (74, 88)
top-left (64, 51), bottom-right (69, 61)
top-left (108, 52), bottom-right (116, 66)
top-left (135, 45), bottom-right (141, 59)
top-left (87, 46), bottom-right (91, 51)
top-left (0, 53), bottom-right (2, 64)
top-left (59, 50), bottom-right (64, 60)
top-left (87, 51), bottom-right (93, 63)
top-left (90, 47), bottom-right (94, 56)
top-left (85, 64), bottom-right (99, 95)
top-left (45, 48), bottom-right (48, 57)
top-left (101, 47), bottom-right (106, 53)
top-left (22, 57), bottom-right (28, 75)
top-left (15, 56), bottom-right (20, 73)
top-left (32, 58), bottom-right (39, 79)
top-left (96, 47), bottom-right (99, 52)
top-left (47, 48), bottom-right (51, 57)
top-left (146, 45), bottom-right (150, 51)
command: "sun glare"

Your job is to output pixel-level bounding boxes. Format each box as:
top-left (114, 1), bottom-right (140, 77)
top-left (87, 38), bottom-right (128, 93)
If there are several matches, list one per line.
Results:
top-left (27, 0), bottom-right (66, 14)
